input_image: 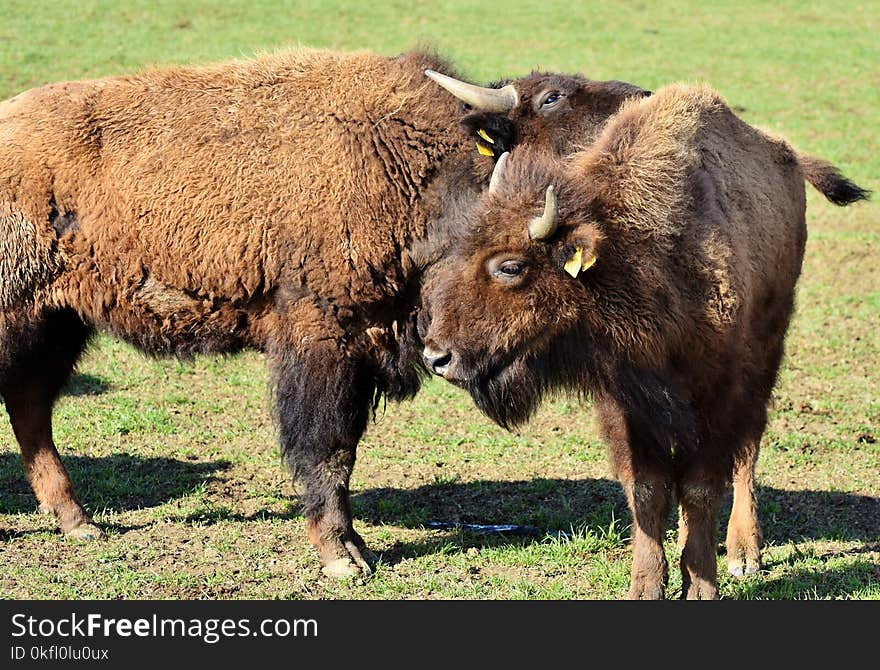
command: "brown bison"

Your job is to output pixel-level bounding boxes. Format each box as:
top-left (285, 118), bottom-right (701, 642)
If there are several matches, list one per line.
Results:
top-left (0, 47), bottom-right (503, 577)
top-left (1, 49), bottom-right (657, 578)
top-left (419, 84), bottom-right (869, 598)
top-left (424, 69), bottom-right (869, 579)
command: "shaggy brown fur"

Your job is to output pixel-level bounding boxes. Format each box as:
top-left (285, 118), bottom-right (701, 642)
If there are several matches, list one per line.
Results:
top-left (428, 69), bottom-right (869, 580)
top-left (419, 83), bottom-right (869, 599)
top-left (459, 72), bottom-right (652, 158)
top-left (0, 47), bottom-right (495, 576)
top-left (447, 70), bottom-right (869, 206)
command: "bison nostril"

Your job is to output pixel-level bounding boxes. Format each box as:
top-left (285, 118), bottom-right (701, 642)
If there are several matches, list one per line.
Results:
top-left (432, 352), bottom-right (452, 374)
top-left (423, 347), bottom-right (453, 376)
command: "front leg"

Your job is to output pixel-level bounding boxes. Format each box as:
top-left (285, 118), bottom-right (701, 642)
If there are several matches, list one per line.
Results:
top-left (622, 476), bottom-right (673, 599)
top-left (271, 329), bottom-right (377, 578)
top-left (596, 396), bottom-right (673, 599)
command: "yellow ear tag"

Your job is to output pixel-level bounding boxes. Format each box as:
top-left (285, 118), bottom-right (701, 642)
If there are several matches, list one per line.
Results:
top-left (580, 253), bottom-right (597, 271)
top-left (476, 141), bottom-right (495, 157)
top-left (564, 248), bottom-right (584, 278)
top-left (564, 247), bottom-right (596, 278)
top-left (477, 128), bottom-right (495, 144)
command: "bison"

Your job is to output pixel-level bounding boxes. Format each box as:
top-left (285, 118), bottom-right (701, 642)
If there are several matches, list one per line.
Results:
top-left (423, 69), bottom-right (869, 579)
top-left (1, 49), bottom-right (659, 578)
top-left (418, 83), bottom-right (869, 598)
top-left (0, 47), bottom-right (507, 577)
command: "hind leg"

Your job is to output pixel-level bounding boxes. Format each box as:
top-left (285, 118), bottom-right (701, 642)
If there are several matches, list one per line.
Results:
top-left (5, 384), bottom-right (101, 538)
top-left (1, 309), bottom-right (99, 538)
top-left (725, 439), bottom-right (762, 577)
top-left (722, 309), bottom-right (791, 577)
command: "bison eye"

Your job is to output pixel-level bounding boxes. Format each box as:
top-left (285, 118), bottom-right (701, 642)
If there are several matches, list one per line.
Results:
top-left (487, 256), bottom-right (528, 285)
top-left (498, 260), bottom-right (524, 276)
top-left (540, 91), bottom-right (563, 108)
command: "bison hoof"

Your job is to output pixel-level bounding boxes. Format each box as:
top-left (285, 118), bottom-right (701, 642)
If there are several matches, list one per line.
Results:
top-left (319, 536), bottom-right (378, 579)
top-left (627, 580), bottom-right (665, 600)
top-left (322, 558), bottom-right (364, 578)
top-left (64, 522), bottom-right (105, 541)
top-left (682, 582), bottom-right (719, 600)
top-left (727, 557), bottom-right (760, 578)
top-left (725, 529), bottom-right (762, 579)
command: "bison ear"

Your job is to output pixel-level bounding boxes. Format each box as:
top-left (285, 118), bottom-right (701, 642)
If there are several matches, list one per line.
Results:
top-left (460, 113), bottom-right (516, 157)
top-left (556, 224), bottom-right (602, 279)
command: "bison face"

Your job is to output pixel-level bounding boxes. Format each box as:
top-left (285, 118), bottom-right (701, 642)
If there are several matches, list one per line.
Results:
top-left (420, 151), bottom-right (603, 428)
top-left (425, 69), bottom-right (650, 159)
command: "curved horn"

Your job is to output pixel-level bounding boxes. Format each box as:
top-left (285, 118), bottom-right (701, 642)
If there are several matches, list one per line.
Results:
top-left (425, 69), bottom-right (519, 112)
top-left (528, 186), bottom-right (558, 240)
top-left (488, 152), bottom-right (510, 195)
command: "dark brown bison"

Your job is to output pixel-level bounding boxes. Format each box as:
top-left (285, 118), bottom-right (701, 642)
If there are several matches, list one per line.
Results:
top-left (419, 83), bottom-right (869, 598)
top-left (424, 69), bottom-right (869, 579)
top-left (0, 47), bottom-right (513, 577)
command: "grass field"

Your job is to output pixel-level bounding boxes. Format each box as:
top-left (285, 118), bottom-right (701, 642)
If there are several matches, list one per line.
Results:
top-left (0, 0), bottom-right (877, 599)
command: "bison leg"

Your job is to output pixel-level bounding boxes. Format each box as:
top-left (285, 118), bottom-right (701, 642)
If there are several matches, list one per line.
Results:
top-left (620, 476), bottom-right (673, 600)
top-left (677, 478), bottom-right (724, 600)
top-left (722, 323), bottom-right (786, 578)
top-left (273, 338), bottom-right (376, 578)
top-left (1, 309), bottom-right (100, 539)
top-left (725, 441), bottom-right (762, 577)
top-left (597, 397), bottom-right (672, 599)
top-left (677, 444), bottom-right (761, 579)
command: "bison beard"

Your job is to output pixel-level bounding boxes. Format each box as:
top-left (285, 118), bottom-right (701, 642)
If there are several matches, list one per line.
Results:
top-left (463, 355), bottom-right (543, 430)
top-left (462, 332), bottom-right (697, 467)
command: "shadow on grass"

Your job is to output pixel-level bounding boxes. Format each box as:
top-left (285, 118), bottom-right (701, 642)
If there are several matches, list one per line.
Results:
top-left (730, 556), bottom-right (880, 599)
top-left (352, 477), bottom-right (626, 534)
top-left (352, 477), bottom-right (628, 566)
top-left (352, 479), bottom-right (880, 544)
top-left (163, 505), bottom-right (302, 526)
top-left (4, 454), bottom-right (873, 597)
top-left (0, 453), bottom-right (231, 515)
top-left (351, 478), bottom-right (880, 597)
top-left (756, 487), bottom-right (880, 546)
top-left (4, 458), bottom-right (874, 549)
top-left (63, 372), bottom-right (111, 397)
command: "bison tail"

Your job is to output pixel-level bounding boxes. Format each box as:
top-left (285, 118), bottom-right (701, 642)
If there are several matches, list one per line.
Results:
top-left (797, 152), bottom-right (871, 206)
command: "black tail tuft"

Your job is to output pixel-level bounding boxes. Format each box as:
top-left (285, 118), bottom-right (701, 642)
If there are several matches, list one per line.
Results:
top-left (821, 173), bottom-right (871, 206)
top-left (799, 152), bottom-right (871, 206)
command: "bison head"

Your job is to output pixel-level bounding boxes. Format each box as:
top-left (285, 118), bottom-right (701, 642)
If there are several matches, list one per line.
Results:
top-left (425, 69), bottom-right (651, 158)
top-left (419, 150), bottom-right (609, 428)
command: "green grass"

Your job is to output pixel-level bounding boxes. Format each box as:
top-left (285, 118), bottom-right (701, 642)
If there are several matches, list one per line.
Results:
top-left (0, 0), bottom-right (878, 600)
